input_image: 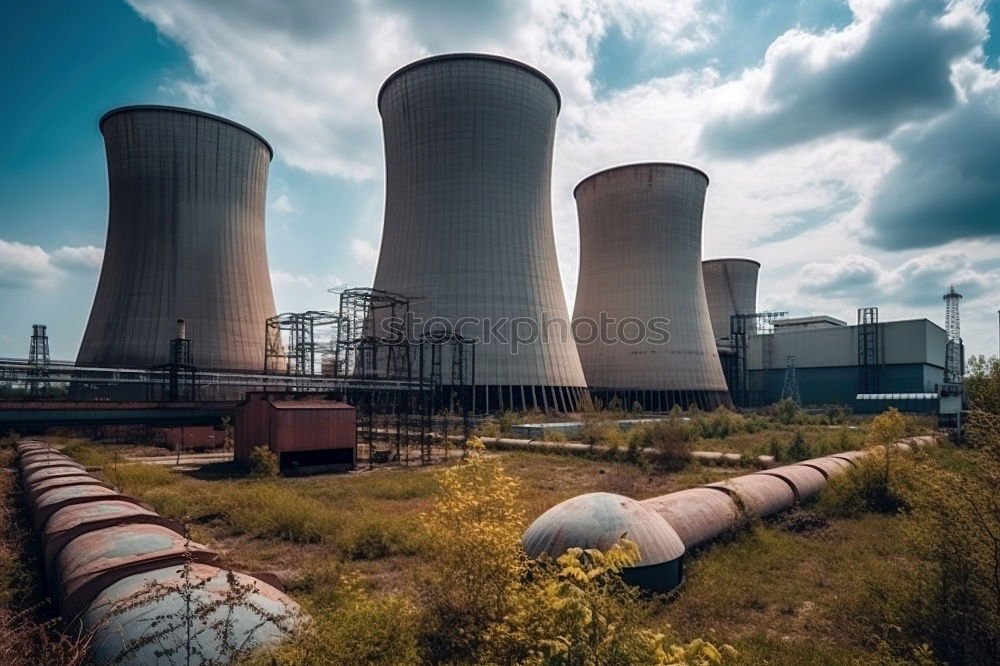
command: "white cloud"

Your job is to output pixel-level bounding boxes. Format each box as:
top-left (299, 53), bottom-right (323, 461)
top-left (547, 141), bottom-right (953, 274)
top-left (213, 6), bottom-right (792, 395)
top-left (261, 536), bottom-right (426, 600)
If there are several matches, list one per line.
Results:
top-left (123, 0), bottom-right (1000, 356)
top-left (269, 193), bottom-right (296, 213)
top-left (349, 239), bottom-right (378, 268)
top-left (51, 245), bottom-right (104, 271)
top-left (0, 239), bottom-right (58, 288)
top-left (795, 249), bottom-right (1000, 309)
top-left (0, 240), bottom-right (103, 289)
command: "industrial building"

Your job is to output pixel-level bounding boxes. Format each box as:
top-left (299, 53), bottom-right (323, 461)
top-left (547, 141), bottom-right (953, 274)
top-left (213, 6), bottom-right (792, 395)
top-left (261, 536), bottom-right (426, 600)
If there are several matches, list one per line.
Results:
top-left (572, 163), bottom-right (730, 410)
top-left (702, 258), bottom-right (760, 346)
top-left (234, 393), bottom-right (356, 471)
top-left (740, 315), bottom-right (951, 411)
top-left (372, 53), bottom-right (588, 412)
top-left (77, 105), bottom-right (280, 372)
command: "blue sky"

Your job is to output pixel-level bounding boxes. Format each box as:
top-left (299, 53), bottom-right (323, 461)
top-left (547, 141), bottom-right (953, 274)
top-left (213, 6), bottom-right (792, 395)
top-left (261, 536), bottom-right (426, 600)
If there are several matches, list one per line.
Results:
top-left (1, 0), bottom-right (998, 361)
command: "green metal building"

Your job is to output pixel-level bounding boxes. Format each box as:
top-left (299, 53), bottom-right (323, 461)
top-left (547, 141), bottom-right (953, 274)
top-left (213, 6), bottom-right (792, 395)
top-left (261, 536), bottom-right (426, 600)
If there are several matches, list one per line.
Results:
top-left (745, 316), bottom-right (948, 412)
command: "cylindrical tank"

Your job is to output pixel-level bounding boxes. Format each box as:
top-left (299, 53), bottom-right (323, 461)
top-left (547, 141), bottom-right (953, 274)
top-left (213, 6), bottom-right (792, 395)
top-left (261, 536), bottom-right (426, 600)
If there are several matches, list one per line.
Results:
top-left (704, 474), bottom-right (796, 519)
top-left (522, 492), bottom-right (685, 593)
top-left (756, 465), bottom-right (828, 503)
top-left (640, 487), bottom-right (741, 550)
top-left (77, 105), bottom-right (280, 371)
top-left (701, 258), bottom-right (760, 344)
top-left (373, 54), bottom-right (588, 412)
top-left (572, 163), bottom-right (730, 410)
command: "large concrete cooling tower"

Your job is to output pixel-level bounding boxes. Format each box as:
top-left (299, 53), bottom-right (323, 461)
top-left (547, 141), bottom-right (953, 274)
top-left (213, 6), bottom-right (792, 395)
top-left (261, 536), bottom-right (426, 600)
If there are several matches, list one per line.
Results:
top-left (77, 105), bottom-right (279, 371)
top-left (572, 163), bottom-right (730, 410)
top-left (373, 53), bottom-right (587, 412)
top-left (702, 258), bottom-right (760, 344)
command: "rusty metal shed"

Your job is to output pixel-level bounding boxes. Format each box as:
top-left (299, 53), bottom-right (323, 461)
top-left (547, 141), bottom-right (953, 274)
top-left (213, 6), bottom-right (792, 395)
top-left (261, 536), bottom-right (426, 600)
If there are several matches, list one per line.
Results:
top-left (234, 393), bottom-right (356, 471)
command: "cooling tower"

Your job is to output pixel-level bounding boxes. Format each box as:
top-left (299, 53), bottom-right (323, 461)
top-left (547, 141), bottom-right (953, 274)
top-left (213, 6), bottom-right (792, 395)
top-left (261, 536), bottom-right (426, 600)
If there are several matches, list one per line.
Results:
top-left (572, 163), bottom-right (730, 410)
top-left (702, 258), bottom-right (760, 344)
top-left (373, 53), bottom-right (587, 412)
top-left (77, 105), bottom-right (279, 371)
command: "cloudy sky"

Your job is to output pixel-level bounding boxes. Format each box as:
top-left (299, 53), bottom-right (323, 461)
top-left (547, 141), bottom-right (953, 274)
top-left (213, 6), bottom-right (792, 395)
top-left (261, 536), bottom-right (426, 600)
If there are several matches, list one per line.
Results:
top-left (2, 0), bottom-right (998, 361)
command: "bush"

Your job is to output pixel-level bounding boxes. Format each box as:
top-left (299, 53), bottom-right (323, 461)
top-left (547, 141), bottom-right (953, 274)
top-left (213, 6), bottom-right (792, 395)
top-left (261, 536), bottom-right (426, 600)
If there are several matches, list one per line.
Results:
top-left (639, 419), bottom-right (694, 471)
top-left (965, 407), bottom-right (1000, 451)
top-left (785, 430), bottom-right (811, 461)
top-left (817, 449), bottom-right (916, 518)
top-left (900, 450), bottom-right (1000, 664)
top-left (254, 575), bottom-right (420, 666)
top-left (474, 419), bottom-right (502, 438)
top-left (343, 517), bottom-right (423, 560)
top-left (581, 420), bottom-right (625, 449)
top-left (691, 407), bottom-right (744, 439)
top-left (766, 398), bottom-right (805, 426)
top-left (966, 354), bottom-right (1000, 414)
top-left (249, 445), bottom-right (279, 478)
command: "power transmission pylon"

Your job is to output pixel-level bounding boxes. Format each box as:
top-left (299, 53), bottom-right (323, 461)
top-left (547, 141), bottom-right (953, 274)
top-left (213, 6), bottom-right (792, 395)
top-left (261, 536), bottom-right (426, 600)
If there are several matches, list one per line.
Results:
top-left (781, 355), bottom-right (800, 404)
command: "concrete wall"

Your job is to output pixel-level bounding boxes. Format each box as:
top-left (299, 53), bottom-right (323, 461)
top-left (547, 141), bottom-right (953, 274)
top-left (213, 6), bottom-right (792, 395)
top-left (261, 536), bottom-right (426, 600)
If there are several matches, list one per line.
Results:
top-left (78, 106), bottom-right (279, 371)
top-left (572, 163), bottom-right (729, 409)
top-left (750, 319), bottom-right (947, 370)
top-left (372, 54), bottom-right (586, 411)
top-left (702, 258), bottom-right (759, 343)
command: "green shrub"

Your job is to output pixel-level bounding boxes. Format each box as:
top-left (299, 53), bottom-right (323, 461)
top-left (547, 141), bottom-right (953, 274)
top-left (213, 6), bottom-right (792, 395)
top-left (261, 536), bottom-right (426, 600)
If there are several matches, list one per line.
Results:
top-left (254, 575), bottom-right (420, 666)
top-left (581, 421), bottom-right (625, 449)
top-left (786, 430), bottom-right (811, 461)
top-left (474, 420), bottom-right (502, 438)
top-left (766, 398), bottom-right (805, 426)
top-left (691, 407), bottom-right (744, 439)
top-left (816, 450), bottom-right (915, 518)
top-left (641, 419), bottom-right (694, 471)
top-left (249, 445), bottom-right (279, 478)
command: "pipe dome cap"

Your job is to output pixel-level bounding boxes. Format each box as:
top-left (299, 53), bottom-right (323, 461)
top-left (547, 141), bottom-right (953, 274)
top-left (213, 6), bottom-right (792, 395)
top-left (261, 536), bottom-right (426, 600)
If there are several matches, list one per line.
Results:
top-left (522, 492), bottom-right (685, 567)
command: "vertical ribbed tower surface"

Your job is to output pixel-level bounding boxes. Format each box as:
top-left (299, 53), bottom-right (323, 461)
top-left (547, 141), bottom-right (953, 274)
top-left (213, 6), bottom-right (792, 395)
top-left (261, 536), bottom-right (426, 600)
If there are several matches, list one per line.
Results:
top-left (373, 53), bottom-right (587, 412)
top-left (77, 106), bottom-right (279, 371)
top-left (572, 163), bottom-right (731, 410)
top-left (702, 258), bottom-right (760, 343)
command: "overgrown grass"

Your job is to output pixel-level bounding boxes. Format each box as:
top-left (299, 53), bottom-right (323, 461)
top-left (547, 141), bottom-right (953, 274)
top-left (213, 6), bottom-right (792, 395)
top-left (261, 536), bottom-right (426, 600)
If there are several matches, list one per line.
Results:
top-left (658, 517), bottom-right (917, 664)
top-left (54, 438), bottom-right (113, 468)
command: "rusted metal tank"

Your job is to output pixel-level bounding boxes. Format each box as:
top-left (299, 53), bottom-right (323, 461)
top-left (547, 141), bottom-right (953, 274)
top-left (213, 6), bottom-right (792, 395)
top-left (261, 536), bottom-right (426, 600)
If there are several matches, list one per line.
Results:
top-left (32, 485), bottom-right (140, 532)
top-left (15, 440), bottom-right (304, 665)
top-left (21, 458), bottom-right (85, 477)
top-left (23, 465), bottom-right (95, 486)
top-left (83, 563), bottom-right (301, 665)
top-left (756, 464), bottom-right (828, 503)
top-left (798, 456), bottom-right (854, 478)
top-left (703, 473), bottom-right (796, 519)
top-left (640, 487), bottom-right (741, 550)
top-left (522, 492), bottom-right (686, 592)
top-left (43, 501), bottom-right (184, 574)
top-left (26, 474), bottom-right (112, 505)
top-left (54, 524), bottom-right (219, 619)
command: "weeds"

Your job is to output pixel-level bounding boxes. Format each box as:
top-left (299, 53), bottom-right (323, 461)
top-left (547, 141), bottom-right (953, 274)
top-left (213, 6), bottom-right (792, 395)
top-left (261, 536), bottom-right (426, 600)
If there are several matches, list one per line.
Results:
top-left (249, 446), bottom-right (280, 478)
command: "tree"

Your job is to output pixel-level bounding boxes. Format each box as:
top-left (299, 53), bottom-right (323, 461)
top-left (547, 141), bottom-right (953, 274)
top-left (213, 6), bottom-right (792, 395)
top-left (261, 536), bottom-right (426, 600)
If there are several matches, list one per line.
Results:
top-left (966, 354), bottom-right (1000, 414)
